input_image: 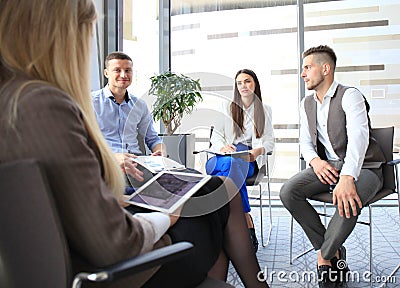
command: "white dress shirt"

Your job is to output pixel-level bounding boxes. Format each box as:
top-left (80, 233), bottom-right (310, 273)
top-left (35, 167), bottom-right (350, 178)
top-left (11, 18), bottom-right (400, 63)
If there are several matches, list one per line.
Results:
top-left (211, 99), bottom-right (275, 168)
top-left (300, 81), bottom-right (369, 180)
top-left (133, 212), bottom-right (171, 244)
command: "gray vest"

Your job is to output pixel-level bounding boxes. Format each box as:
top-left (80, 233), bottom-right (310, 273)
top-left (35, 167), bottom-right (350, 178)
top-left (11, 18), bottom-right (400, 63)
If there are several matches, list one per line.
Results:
top-left (304, 84), bottom-right (385, 168)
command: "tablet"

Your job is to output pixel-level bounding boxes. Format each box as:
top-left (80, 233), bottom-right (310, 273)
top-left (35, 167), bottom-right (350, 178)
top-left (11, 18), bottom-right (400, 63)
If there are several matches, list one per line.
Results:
top-left (125, 171), bottom-right (211, 213)
top-left (132, 156), bottom-right (185, 173)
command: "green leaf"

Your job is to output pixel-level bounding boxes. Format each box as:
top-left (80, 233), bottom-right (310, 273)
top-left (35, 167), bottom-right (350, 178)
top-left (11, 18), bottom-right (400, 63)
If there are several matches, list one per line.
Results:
top-left (148, 71), bottom-right (203, 134)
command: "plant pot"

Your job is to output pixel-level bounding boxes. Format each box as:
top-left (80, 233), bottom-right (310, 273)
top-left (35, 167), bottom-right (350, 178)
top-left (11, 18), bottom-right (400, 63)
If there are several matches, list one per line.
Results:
top-left (159, 133), bottom-right (195, 169)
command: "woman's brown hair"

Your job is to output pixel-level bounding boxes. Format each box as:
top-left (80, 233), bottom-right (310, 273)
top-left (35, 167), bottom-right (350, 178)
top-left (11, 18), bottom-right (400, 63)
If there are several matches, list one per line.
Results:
top-left (231, 69), bottom-right (265, 139)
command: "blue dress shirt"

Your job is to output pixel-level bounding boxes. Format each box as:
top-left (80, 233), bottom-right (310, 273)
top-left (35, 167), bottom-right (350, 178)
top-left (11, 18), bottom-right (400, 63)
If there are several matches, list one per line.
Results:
top-left (91, 85), bottom-right (162, 154)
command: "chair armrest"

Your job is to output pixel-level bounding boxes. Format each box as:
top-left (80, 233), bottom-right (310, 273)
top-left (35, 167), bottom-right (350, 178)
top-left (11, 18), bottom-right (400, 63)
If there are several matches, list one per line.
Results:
top-left (103, 241), bottom-right (193, 280)
top-left (388, 159), bottom-right (400, 166)
top-left (73, 241), bottom-right (193, 286)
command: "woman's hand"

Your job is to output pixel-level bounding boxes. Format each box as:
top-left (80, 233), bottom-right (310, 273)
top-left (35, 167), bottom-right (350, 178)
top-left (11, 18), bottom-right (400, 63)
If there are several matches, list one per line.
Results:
top-left (241, 147), bottom-right (263, 162)
top-left (168, 205), bottom-right (183, 227)
top-left (119, 195), bottom-right (131, 208)
top-left (220, 144), bottom-right (236, 153)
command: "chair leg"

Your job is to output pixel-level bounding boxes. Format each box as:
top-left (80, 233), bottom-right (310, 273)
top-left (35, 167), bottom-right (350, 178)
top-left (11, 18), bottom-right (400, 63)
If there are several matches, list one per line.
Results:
top-left (264, 160), bottom-right (274, 247)
top-left (259, 183), bottom-right (264, 247)
top-left (259, 183), bottom-right (272, 248)
top-left (290, 216), bottom-right (294, 264)
top-left (290, 215), bottom-right (313, 264)
top-left (369, 205), bottom-right (373, 288)
top-left (369, 204), bottom-right (400, 288)
top-left (267, 171), bottom-right (273, 242)
top-left (395, 164), bottom-right (400, 218)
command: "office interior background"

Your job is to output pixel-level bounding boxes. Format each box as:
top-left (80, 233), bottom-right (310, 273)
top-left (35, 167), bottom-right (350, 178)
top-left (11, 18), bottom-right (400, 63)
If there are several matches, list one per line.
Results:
top-left (92, 0), bottom-right (400, 198)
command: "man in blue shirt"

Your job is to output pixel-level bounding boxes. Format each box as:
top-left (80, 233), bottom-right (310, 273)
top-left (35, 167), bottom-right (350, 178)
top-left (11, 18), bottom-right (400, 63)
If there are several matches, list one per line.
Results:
top-left (92, 52), bottom-right (166, 167)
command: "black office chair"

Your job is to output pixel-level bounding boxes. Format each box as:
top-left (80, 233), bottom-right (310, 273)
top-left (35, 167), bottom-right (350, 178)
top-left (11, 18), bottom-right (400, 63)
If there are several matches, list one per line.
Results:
top-left (289, 127), bottom-right (400, 287)
top-left (0, 159), bottom-right (233, 288)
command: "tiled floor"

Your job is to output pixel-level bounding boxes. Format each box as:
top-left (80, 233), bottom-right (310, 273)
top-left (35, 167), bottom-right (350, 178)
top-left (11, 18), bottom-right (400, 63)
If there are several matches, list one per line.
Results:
top-left (227, 203), bottom-right (400, 288)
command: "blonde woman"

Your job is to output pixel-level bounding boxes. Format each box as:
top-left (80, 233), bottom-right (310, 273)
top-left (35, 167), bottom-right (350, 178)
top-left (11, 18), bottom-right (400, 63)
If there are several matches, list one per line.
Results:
top-left (0, 0), bottom-right (269, 287)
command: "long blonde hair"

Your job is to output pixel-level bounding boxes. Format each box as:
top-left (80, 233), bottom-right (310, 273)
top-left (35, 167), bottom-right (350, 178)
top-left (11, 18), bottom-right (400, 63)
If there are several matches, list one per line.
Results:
top-left (0, 0), bottom-right (125, 197)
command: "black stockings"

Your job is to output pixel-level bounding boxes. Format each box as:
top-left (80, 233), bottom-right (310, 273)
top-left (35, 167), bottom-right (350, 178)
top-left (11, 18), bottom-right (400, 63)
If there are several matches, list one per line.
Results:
top-left (209, 178), bottom-right (269, 287)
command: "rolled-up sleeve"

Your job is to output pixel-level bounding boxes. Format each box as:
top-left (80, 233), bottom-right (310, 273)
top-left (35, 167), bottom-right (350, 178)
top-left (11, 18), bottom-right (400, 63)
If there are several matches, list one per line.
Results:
top-left (135, 99), bottom-right (162, 152)
top-left (340, 88), bottom-right (369, 180)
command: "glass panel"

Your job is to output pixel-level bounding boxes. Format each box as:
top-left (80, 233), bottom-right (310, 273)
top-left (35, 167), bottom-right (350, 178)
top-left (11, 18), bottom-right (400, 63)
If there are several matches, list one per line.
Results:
top-left (121, 0), bottom-right (400, 198)
top-left (171, 1), bottom-right (300, 196)
top-left (122, 0), bottom-right (160, 118)
top-left (304, 0), bottom-right (400, 150)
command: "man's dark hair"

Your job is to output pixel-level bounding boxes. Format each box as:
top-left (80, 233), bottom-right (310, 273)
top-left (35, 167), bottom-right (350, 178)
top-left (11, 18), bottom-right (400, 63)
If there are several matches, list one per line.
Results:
top-left (105, 51), bottom-right (132, 68)
top-left (302, 45), bottom-right (337, 70)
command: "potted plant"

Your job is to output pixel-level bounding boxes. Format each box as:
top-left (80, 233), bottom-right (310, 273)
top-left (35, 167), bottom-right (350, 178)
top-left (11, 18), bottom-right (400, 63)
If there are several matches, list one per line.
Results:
top-left (149, 71), bottom-right (203, 168)
top-left (149, 71), bottom-right (203, 135)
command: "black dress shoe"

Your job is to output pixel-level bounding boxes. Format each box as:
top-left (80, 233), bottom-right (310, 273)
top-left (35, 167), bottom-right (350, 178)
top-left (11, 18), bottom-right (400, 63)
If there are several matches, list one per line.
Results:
top-left (249, 227), bottom-right (259, 252)
top-left (317, 265), bottom-right (337, 288)
top-left (331, 246), bottom-right (350, 287)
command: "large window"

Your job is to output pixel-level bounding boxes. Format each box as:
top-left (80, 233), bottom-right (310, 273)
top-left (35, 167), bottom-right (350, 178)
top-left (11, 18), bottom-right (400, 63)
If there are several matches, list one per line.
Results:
top-left (122, 0), bottom-right (159, 107)
top-left (170, 1), bottom-right (300, 195)
top-left (122, 0), bottom-right (400, 197)
top-left (303, 0), bottom-right (400, 144)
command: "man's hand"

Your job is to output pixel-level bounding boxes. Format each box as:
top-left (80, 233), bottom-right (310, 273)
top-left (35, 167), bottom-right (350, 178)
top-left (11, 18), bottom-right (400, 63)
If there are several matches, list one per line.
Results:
top-left (124, 160), bottom-right (144, 182)
top-left (115, 152), bottom-right (136, 166)
top-left (332, 175), bottom-right (362, 218)
top-left (151, 150), bottom-right (163, 156)
top-left (310, 157), bottom-right (339, 185)
top-left (151, 143), bottom-right (167, 157)
top-left (115, 153), bottom-right (144, 182)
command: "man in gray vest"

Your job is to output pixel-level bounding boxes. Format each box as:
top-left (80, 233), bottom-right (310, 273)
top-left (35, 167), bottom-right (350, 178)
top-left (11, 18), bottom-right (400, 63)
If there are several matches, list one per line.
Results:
top-left (280, 45), bottom-right (385, 288)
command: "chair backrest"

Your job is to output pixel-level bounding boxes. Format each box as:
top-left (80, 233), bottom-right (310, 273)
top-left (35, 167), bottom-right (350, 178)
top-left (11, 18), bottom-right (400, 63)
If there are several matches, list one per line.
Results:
top-left (0, 159), bottom-right (71, 288)
top-left (209, 126), bottom-right (214, 148)
top-left (371, 127), bottom-right (395, 191)
top-left (246, 162), bottom-right (266, 186)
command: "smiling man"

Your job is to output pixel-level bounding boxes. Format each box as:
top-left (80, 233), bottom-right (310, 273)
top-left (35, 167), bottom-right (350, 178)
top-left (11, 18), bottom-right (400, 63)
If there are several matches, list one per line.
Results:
top-left (91, 52), bottom-right (166, 166)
